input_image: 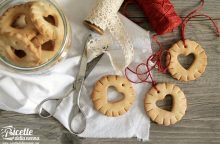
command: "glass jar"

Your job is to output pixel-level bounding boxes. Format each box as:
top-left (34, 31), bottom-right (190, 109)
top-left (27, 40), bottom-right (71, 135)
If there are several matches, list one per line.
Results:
top-left (0, 0), bottom-right (72, 74)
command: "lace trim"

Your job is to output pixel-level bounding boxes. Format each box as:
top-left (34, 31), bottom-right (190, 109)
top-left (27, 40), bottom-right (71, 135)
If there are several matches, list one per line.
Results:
top-left (85, 0), bottom-right (134, 74)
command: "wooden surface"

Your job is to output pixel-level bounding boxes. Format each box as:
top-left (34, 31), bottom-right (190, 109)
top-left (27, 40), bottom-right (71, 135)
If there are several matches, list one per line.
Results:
top-left (0, 0), bottom-right (220, 144)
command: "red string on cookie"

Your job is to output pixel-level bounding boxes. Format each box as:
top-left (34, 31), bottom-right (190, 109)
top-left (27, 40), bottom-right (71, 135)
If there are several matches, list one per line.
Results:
top-left (125, 36), bottom-right (171, 91)
top-left (123, 0), bottom-right (182, 35)
top-left (125, 0), bottom-right (219, 90)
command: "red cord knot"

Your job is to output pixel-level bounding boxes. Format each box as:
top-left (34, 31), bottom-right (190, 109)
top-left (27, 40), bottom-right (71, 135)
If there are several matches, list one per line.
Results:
top-left (152, 81), bottom-right (160, 93)
top-left (125, 35), bottom-right (170, 86)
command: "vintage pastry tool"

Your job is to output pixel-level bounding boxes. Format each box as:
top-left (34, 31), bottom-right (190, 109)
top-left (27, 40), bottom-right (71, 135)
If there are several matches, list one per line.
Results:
top-left (37, 35), bottom-right (105, 134)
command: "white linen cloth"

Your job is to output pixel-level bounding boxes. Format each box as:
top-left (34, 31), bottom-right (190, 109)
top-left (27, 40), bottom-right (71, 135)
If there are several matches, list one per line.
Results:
top-left (0, 0), bottom-right (152, 141)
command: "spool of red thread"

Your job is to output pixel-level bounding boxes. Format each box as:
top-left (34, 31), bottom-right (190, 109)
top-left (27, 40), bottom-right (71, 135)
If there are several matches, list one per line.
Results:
top-left (135, 0), bottom-right (182, 35)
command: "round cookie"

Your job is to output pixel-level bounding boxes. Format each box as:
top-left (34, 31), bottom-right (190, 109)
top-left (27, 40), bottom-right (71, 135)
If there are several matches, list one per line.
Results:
top-left (167, 40), bottom-right (207, 81)
top-left (92, 75), bottom-right (135, 117)
top-left (0, 32), bottom-right (41, 67)
top-left (29, 1), bottom-right (64, 39)
top-left (0, 4), bottom-right (37, 40)
top-left (144, 83), bottom-right (187, 126)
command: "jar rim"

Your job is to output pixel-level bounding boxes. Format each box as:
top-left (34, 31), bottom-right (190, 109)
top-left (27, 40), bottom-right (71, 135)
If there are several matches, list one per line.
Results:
top-left (0, 0), bottom-right (69, 72)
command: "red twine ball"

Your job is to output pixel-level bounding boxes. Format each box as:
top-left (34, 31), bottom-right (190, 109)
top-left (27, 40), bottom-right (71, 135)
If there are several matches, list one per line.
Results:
top-left (135, 0), bottom-right (182, 35)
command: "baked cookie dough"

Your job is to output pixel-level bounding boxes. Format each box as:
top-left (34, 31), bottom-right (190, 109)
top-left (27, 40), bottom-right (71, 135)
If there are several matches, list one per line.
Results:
top-left (0, 1), bottom-right (65, 67)
top-left (167, 40), bottom-right (207, 81)
top-left (29, 1), bottom-right (64, 39)
top-left (144, 83), bottom-right (187, 126)
top-left (92, 75), bottom-right (135, 117)
top-left (0, 4), bottom-right (37, 40)
top-left (0, 32), bottom-right (41, 67)
top-left (31, 34), bottom-right (62, 64)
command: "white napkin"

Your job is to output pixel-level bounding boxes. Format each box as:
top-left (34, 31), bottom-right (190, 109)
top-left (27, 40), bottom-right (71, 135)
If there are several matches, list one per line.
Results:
top-left (0, 0), bottom-right (152, 141)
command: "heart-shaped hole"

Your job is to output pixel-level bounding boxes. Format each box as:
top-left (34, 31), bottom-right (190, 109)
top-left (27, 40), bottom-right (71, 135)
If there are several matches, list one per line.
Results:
top-left (11, 47), bottom-right (26, 58)
top-left (44, 15), bottom-right (57, 26)
top-left (107, 86), bottom-right (124, 103)
top-left (178, 53), bottom-right (195, 69)
top-left (11, 15), bottom-right (27, 29)
top-left (156, 95), bottom-right (173, 111)
top-left (41, 40), bottom-right (55, 51)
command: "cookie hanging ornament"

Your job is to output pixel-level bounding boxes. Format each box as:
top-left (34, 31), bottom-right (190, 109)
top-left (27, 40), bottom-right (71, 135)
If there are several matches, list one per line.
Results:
top-left (144, 83), bottom-right (187, 126)
top-left (125, 0), bottom-right (220, 126)
top-left (167, 0), bottom-right (220, 81)
top-left (124, 44), bottom-right (188, 126)
top-left (123, 0), bottom-right (184, 83)
top-left (92, 75), bottom-right (135, 117)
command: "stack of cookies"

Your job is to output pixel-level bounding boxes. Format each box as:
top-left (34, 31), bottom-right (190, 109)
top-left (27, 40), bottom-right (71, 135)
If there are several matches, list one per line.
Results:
top-left (0, 1), bottom-right (64, 67)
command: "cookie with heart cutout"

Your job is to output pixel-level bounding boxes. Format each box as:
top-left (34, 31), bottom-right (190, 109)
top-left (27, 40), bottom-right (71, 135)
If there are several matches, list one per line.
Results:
top-left (167, 40), bottom-right (207, 81)
top-left (92, 75), bottom-right (136, 117)
top-left (0, 3), bottom-right (37, 40)
top-left (144, 83), bottom-right (187, 126)
top-left (0, 31), bottom-right (41, 67)
top-left (28, 1), bottom-right (64, 39)
top-left (31, 34), bottom-right (63, 64)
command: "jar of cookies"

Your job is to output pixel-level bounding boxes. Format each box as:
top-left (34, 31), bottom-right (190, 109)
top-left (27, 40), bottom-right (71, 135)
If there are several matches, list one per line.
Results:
top-left (0, 0), bottom-right (71, 73)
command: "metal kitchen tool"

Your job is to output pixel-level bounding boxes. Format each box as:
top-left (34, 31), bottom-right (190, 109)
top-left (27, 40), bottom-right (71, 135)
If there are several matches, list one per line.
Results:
top-left (37, 35), bottom-right (105, 134)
